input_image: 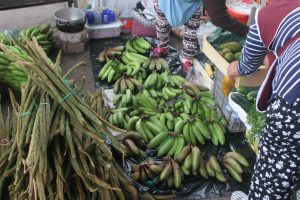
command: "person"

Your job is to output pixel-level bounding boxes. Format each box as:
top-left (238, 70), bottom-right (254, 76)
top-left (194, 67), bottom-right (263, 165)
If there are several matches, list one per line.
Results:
top-left (152, 0), bottom-right (249, 73)
top-left (227, 0), bottom-right (300, 199)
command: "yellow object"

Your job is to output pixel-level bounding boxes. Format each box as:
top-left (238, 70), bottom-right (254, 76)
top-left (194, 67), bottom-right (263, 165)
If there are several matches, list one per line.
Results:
top-left (222, 76), bottom-right (235, 97)
top-left (204, 63), bottom-right (214, 78)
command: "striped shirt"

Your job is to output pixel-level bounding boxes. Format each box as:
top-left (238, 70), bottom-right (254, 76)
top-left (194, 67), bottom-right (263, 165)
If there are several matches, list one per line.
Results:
top-left (238, 7), bottom-right (300, 105)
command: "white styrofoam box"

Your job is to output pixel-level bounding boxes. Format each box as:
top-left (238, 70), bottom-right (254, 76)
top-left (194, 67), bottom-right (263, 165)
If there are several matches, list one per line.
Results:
top-left (228, 92), bottom-right (251, 129)
top-left (56, 29), bottom-right (87, 43)
top-left (85, 20), bottom-right (122, 39)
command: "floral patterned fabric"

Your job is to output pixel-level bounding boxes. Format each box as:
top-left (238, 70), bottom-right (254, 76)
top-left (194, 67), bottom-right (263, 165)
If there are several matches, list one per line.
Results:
top-left (248, 97), bottom-right (300, 199)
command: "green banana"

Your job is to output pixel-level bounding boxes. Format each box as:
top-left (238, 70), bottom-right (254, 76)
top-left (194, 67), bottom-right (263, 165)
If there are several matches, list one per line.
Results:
top-left (209, 155), bottom-right (221, 172)
top-left (225, 152), bottom-right (249, 167)
top-left (157, 137), bottom-right (174, 157)
top-left (223, 156), bottom-right (243, 174)
top-left (147, 131), bottom-right (168, 149)
top-left (224, 163), bottom-right (243, 183)
top-left (191, 146), bottom-right (201, 172)
top-left (160, 161), bottom-right (172, 181)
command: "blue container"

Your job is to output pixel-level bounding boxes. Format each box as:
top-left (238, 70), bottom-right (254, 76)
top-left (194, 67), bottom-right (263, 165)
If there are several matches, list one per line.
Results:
top-left (85, 10), bottom-right (95, 25)
top-left (101, 9), bottom-right (115, 24)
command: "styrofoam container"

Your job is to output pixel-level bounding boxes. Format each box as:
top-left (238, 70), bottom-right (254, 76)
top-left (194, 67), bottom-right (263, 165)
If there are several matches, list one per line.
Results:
top-left (85, 20), bottom-right (122, 39)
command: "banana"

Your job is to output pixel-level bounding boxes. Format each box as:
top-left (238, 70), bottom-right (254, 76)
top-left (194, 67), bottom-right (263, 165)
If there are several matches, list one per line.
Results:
top-left (175, 144), bottom-right (191, 163)
top-left (135, 119), bottom-right (149, 143)
top-left (158, 58), bottom-right (169, 71)
top-left (182, 123), bottom-right (191, 143)
top-left (171, 160), bottom-right (182, 188)
top-left (191, 123), bottom-right (205, 145)
top-left (147, 131), bottom-right (168, 149)
top-left (224, 163), bottom-right (243, 183)
top-left (149, 59), bottom-right (156, 70)
top-left (198, 153), bottom-right (208, 179)
top-left (145, 120), bottom-right (165, 135)
top-left (189, 124), bottom-right (197, 145)
top-left (132, 38), bottom-right (147, 54)
top-left (174, 120), bottom-right (186, 133)
top-left (215, 171), bottom-right (227, 183)
top-left (124, 139), bottom-right (140, 156)
top-left (167, 137), bottom-right (179, 156)
top-left (107, 69), bottom-right (116, 82)
top-left (155, 58), bottom-right (162, 71)
top-left (213, 122), bottom-right (225, 145)
top-left (144, 166), bottom-right (154, 179)
top-left (136, 37), bottom-right (152, 49)
top-left (182, 152), bottom-right (192, 172)
top-left (125, 78), bottom-right (135, 91)
top-left (142, 121), bottom-right (155, 140)
top-left (191, 146), bottom-right (201, 172)
top-left (142, 58), bottom-right (151, 69)
top-left (127, 116), bottom-right (140, 131)
top-left (209, 155), bottom-right (221, 172)
top-left (223, 156), bottom-right (243, 174)
top-left (160, 161), bottom-right (172, 181)
top-left (225, 152), bottom-right (249, 167)
top-left (173, 137), bottom-right (185, 159)
top-left (148, 163), bottom-right (163, 174)
top-left (206, 161), bottom-right (215, 177)
top-left (200, 96), bottom-right (215, 106)
top-left (157, 137), bottom-right (174, 157)
top-left (124, 131), bottom-right (143, 143)
top-left (194, 120), bottom-right (211, 139)
top-left (126, 39), bottom-right (137, 53)
top-left (209, 123), bottom-right (219, 146)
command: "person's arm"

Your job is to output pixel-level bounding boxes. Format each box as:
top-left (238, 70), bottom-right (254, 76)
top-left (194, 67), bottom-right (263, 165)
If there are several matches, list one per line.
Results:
top-left (204, 0), bottom-right (249, 36)
top-left (228, 22), bottom-right (267, 78)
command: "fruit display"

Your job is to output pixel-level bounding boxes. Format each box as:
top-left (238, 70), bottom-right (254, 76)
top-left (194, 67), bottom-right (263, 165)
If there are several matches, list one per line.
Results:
top-left (19, 23), bottom-right (53, 55)
top-left (218, 41), bottom-right (243, 62)
top-left (95, 36), bottom-right (253, 191)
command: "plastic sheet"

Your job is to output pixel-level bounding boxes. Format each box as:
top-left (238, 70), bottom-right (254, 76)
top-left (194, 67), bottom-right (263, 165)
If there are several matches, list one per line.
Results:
top-left (123, 131), bottom-right (256, 199)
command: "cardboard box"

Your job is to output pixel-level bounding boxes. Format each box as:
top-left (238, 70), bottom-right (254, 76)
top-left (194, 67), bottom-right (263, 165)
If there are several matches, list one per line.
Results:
top-left (202, 35), bottom-right (268, 87)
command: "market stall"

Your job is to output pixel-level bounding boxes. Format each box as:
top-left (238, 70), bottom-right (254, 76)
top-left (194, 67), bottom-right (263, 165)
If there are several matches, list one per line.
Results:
top-left (2, 0), bottom-right (298, 199)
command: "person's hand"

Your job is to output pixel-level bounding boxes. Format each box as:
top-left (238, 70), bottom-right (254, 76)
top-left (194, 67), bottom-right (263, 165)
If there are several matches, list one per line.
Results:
top-left (227, 61), bottom-right (240, 78)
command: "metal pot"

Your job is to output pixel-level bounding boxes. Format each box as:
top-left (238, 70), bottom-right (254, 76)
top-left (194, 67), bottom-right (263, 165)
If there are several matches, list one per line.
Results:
top-left (54, 8), bottom-right (86, 33)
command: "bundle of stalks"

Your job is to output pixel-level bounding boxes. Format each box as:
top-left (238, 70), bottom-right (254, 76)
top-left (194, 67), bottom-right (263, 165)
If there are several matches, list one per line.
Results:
top-left (0, 38), bottom-right (138, 200)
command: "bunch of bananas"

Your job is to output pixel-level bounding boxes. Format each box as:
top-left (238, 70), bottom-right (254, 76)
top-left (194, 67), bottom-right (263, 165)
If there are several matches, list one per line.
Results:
top-left (126, 37), bottom-right (152, 54)
top-left (98, 60), bottom-right (124, 82)
top-left (208, 121), bottom-right (226, 146)
top-left (205, 155), bottom-right (227, 183)
top-left (97, 46), bottom-right (125, 63)
top-left (147, 131), bottom-right (184, 158)
top-left (19, 24), bottom-right (53, 54)
top-left (123, 131), bottom-right (146, 158)
top-left (0, 33), bottom-right (12, 45)
top-left (159, 159), bottom-right (183, 188)
top-left (114, 76), bottom-right (141, 93)
top-left (122, 51), bottom-right (148, 65)
top-left (142, 57), bottom-right (169, 71)
top-left (178, 119), bottom-right (210, 146)
top-left (177, 145), bottom-right (207, 178)
top-left (137, 94), bottom-right (160, 115)
top-left (0, 45), bottom-right (30, 89)
top-left (143, 70), bottom-right (163, 89)
top-left (223, 152), bottom-right (249, 183)
top-left (124, 61), bottom-right (141, 76)
top-left (131, 159), bottom-right (163, 182)
top-left (134, 117), bottom-right (168, 143)
top-left (113, 89), bottom-right (138, 108)
top-left (161, 71), bottom-right (186, 87)
top-left (108, 107), bottom-right (129, 129)
top-left (140, 89), bottom-right (163, 100)
top-left (162, 85), bottom-right (182, 100)
top-left (182, 81), bottom-right (210, 97)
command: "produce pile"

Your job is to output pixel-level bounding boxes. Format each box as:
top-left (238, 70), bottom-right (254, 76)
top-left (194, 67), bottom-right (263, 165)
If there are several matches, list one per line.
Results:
top-left (217, 41), bottom-right (242, 62)
top-left (231, 86), bottom-right (265, 154)
top-left (0, 24), bottom-right (53, 89)
top-left (98, 37), bottom-right (251, 190)
top-left (0, 39), bottom-right (138, 200)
